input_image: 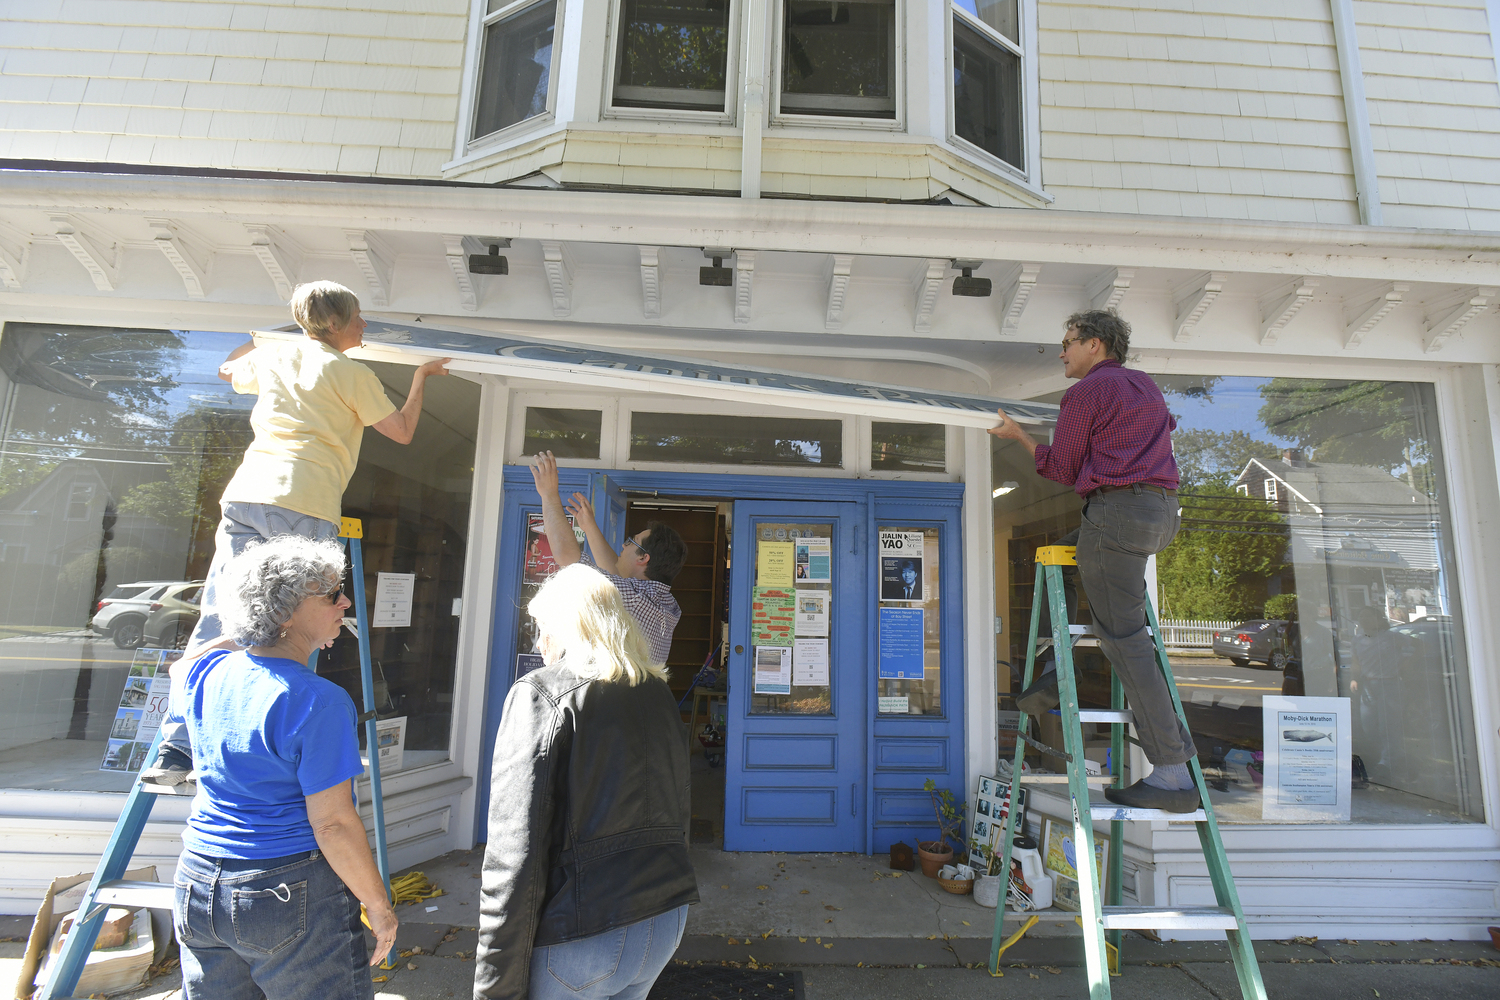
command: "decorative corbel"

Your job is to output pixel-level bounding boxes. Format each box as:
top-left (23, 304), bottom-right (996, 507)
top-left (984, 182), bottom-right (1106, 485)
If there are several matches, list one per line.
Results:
top-left (0, 224), bottom-right (28, 290)
top-left (51, 214), bottom-right (118, 291)
top-left (639, 246), bottom-right (662, 319)
top-left (824, 254), bottom-right (853, 330)
top-left (1173, 271), bottom-right (1229, 341)
top-left (245, 224), bottom-right (303, 302)
top-left (999, 263), bottom-right (1042, 337)
top-left (1422, 287), bottom-right (1495, 354)
top-left (734, 250), bottom-right (755, 324)
top-left (1342, 282), bottom-right (1407, 349)
top-left (1258, 278), bottom-right (1318, 345)
top-left (345, 229), bottom-right (394, 308)
top-left (146, 218), bottom-right (210, 299)
top-left (911, 259), bottom-right (947, 333)
top-left (1085, 267), bottom-right (1133, 311)
top-left (442, 234), bottom-right (481, 312)
top-left (541, 241), bottom-right (573, 318)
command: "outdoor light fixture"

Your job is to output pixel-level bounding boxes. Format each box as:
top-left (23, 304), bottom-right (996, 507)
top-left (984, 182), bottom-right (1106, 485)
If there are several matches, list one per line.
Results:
top-left (992, 481), bottom-right (1019, 498)
top-left (951, 259), bottom-right (991, 297)
top-left (700, 248), bottom-right (734, 286)
top-left (468, 240), bottom-right (510, 275)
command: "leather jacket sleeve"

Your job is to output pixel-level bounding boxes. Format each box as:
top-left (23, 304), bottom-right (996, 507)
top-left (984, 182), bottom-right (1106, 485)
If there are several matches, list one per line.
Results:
top-left (474, 678), bottom-right (565, 999)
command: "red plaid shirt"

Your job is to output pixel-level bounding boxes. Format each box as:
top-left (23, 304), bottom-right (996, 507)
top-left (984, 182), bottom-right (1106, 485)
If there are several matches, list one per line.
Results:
top-left (581, 549), bottom-right (681, 666)
top-left (1034, 360), bottom-right (1179, 496)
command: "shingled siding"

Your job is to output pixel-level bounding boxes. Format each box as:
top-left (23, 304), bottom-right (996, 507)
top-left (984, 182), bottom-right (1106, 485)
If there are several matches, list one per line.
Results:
top-left (1355, 0), bottom-right (1500, 231)
top-left (0, 0), bottom-right (466, 177)
top-left (1037, 0), bottom-right (1361, 224)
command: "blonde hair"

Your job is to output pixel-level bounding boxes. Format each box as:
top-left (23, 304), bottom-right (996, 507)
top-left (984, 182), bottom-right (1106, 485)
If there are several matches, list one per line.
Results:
top-left (290, 281), bottom-right (359, 343)
top-left (528, 564), bottom-right (668, 687)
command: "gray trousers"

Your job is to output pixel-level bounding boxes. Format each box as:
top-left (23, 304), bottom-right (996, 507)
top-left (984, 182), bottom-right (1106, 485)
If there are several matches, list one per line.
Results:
top-left (1074, 488), bottom-right (1196, 766)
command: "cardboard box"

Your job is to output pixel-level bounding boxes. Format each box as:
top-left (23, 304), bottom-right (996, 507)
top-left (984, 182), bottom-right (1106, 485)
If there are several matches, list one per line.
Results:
top-left (16, 866), bottom-right (157, 1000)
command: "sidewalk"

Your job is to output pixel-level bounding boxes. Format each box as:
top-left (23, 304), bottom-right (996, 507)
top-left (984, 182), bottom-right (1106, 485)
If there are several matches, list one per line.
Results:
top-left (18, 844), bottom-right (1493, 999)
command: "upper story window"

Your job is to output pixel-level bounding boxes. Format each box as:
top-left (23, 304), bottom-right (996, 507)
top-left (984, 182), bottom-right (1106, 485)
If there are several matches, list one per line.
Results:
top-left (612, 0), bottom-right (733, 114)
top-left (951, 0), bottom-right (1023, 169)
top-left (473, 0), bottom-right (559, 141)
top-left (778, 0), bottom-right (897, 120)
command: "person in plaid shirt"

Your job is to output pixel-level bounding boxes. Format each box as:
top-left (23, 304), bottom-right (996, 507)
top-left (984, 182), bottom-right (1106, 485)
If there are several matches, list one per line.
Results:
top-left (989, 310), bottom-right (1199, 814)
top-left (529, 452), bottom-right (686, 665)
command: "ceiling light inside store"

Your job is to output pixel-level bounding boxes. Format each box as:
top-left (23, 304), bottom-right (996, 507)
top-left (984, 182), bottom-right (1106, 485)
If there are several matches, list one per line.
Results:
top-left (468, 241), bottom-right (510, 275)
top-left (992, 481), bottom-right (1019, 497)
top-left (951, 259), bottom-right (990, 297)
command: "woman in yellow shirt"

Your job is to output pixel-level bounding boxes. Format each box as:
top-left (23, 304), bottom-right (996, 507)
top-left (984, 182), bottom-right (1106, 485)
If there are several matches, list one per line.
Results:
top-left (142, 281), bottom-right (448, 785)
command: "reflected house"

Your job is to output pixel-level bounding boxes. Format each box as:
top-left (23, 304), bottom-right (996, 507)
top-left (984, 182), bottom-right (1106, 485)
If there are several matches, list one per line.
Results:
top-left (0, 458), bottom-right (185, 628)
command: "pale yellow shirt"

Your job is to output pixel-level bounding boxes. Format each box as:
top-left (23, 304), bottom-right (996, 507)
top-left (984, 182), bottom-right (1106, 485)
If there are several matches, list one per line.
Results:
top-left (220, 339), bottom-right (396, 523)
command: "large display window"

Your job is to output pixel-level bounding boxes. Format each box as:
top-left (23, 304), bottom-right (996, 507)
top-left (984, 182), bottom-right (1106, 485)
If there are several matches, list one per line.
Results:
top-left (0, 323), bottom-right (478, 791)
top-left (992, 374), bottom-right (1483, 824)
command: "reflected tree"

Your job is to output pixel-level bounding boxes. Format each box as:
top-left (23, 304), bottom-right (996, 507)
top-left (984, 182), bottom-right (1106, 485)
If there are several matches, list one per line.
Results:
top-left (1158, 482), bottom-right (1288, 621)
top-left (1257, 379), bottom-right (1435, 495)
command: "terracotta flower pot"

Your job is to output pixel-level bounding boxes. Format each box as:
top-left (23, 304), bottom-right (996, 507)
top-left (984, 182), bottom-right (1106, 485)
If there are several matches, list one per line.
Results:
top-left (917, 841), bottom-right (953, 878)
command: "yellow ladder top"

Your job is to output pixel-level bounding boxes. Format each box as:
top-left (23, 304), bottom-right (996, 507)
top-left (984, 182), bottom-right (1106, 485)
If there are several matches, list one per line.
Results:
top-left (339, 517), bottom-right (364, 539)
top-left (1036, 544), bottom-right (1077, 566)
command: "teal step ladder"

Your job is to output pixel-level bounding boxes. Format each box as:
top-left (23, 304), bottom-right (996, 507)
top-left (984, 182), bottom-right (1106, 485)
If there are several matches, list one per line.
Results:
top-left (38, 518), bottom-right (390, 1000)
top-left (987, 544), bottom-right (1267, 999)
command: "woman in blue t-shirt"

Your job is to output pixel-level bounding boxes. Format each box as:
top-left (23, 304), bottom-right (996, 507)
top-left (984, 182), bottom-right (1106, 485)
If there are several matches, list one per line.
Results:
top-left (169, 535), bottom-right (398, 1000)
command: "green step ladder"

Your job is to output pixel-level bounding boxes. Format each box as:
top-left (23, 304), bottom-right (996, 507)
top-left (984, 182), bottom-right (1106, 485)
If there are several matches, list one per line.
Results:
top-left (987, 544), bottom-right (1267, 999)
top-left (38, 518), bottom-right (391, 1000)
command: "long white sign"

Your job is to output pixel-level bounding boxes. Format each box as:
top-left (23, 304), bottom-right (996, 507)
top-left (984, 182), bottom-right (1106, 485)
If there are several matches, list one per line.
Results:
top-left (253, 320), bottom-right (1059, 430)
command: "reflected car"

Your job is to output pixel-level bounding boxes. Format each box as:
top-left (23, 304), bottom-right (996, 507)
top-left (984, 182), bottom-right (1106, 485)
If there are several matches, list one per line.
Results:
top-left (90, 580), bottom-right (179, 649)
top-left (143, 582), bottom-right (205, 649)
top-left (1211, 619), bottom-right (1291, 669)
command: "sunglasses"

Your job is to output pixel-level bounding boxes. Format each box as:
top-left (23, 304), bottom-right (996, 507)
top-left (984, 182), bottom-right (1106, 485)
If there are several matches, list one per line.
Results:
top-left (321, 585), bottom-right (345, 604)
top-left (1060, 336), bottom-right (1087, 350)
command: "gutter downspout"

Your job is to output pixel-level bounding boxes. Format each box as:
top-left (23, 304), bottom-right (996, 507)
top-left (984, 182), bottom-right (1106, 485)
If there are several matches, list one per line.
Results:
top-left (1329, 0), bottom-right (1383, 226)
top-left (741, 0), bottom-right (768, 199)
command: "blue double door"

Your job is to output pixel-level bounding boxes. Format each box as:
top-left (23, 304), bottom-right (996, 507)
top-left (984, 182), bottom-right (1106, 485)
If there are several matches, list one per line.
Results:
top-left (723, 501), bottom-right (867, 852)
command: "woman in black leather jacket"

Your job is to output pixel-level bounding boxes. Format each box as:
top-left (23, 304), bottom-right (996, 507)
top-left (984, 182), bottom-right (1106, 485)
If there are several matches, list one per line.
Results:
top-left (475, 563), bottom-right (698, 999)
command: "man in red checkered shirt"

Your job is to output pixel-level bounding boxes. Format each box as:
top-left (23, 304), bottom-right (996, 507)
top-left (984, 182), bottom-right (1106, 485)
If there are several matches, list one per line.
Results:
top-left (990, 310), bottom-right (1199, 813)
top-left (529, 452), bottom-right (685, 666)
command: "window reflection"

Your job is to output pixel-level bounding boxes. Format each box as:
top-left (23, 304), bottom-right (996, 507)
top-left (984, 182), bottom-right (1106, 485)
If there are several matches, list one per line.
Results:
top-left (0, 325), bottom-right (478, 789)
top-left (781, 0), bottom-right (896, 119)
top-left (630, 413), bottom-right (842, 466)
top-left (474, 1), bottom-right (557, 139)
top-left (992, 375), bottom-right (1482, 823)
top-left (614, 0), bottom-right (731, 111)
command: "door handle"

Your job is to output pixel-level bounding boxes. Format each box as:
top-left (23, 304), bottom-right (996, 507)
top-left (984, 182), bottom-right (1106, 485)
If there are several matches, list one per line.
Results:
top-left (851, 783), bottom-right (857, 816)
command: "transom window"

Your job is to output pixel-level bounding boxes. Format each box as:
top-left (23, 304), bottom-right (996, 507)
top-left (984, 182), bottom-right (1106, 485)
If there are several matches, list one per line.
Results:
top-left (612, 0), bottom-right (733, 113)
top-left (472, 0), bottom-right (559, 141)
top-left (778, 0), bottom-right (897, 120)
top-left (951, 0), bottom-right (1024, 169)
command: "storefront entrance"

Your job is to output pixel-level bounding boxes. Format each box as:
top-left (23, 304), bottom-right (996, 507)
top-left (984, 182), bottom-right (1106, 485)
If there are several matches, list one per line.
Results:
top-left (482, 468), bottom-right (966, 854)
top-left (725, 501), bottom-right (866, 852)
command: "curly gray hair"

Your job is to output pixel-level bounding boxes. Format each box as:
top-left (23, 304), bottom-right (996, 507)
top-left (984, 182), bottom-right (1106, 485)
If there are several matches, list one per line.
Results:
top-left (221, 535), bottom-right (346, 648)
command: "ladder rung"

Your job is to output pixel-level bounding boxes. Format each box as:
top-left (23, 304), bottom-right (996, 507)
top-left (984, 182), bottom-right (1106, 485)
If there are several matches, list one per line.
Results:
top-left (1078, 709), bottom-right (1133, 725)
top-left (94, 879), bottom-right (175, 910)
top-left (1091, 804), bottom-right (1206, 823)
top-left (1018, 773), bottom-right (1112, 785)
top-left (140, 780), bottom-right (196, 796)
top-left (1101, 905), bottom-right (1239, 931)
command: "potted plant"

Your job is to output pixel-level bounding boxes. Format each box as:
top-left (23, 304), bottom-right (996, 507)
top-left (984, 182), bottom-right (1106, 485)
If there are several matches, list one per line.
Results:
top-left (970, 835), bottom-right (1005, 908)
top-left (917, 779), bottom-right (966, 877)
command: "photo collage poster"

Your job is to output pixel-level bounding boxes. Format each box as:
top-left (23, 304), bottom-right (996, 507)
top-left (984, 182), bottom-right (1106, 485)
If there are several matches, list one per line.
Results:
top-left (969, 774), bottom-right (1028, 861)
top-left (100, 648), bottom-right (181, 773)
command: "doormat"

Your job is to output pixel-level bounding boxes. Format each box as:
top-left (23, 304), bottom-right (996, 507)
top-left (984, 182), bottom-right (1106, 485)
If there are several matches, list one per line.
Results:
top-left (648, 963), bottom-right (804, 999)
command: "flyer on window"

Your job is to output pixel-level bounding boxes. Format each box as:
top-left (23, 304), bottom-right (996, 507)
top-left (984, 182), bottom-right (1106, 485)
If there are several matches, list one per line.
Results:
top-left (878, 530), bottom-right (925, 602)
top-left (752, 646), bottom-right (792, 695)
top-left (756, 541), bottom-right (795, 587)
top-left (751, 587), bottom-right (796, 646)
top-left (1261, 695), bottom-right (1351, 822)
top-left (793, 536), bottom-right (831, 583)
top-left (374, 715), bottom-right (407, 773)
top-left (793, 638), bottom-right (830, 686)
top-left (795, 590), bottom-right (829, 637)
top-left (100, 649), bottom-right (179, 773)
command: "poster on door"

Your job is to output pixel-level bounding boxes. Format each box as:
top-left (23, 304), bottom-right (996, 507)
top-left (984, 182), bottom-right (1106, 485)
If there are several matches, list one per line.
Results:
top-left (1260, 695), bottom-right (1352, 822)
top-left (795, 591), bottom-right (829, 637)
top-left (794, 536), bottom-right (831, 583)
top-left (753, 646), bottom-right (792, 695)
top-left (878, 531), bottom-right (925, 602)
top-left (100, 649), bottom-right (180, 773)
top-left (751, 587), bottom-right (796, 646)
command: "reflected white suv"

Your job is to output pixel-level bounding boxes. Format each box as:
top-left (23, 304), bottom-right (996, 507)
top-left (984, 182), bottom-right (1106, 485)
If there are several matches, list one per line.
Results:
top-left (90, 581), bottom-right (179, 649)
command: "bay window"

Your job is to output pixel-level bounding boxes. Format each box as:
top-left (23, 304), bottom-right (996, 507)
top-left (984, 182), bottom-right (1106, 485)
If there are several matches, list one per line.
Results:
top-left (472, 0), bottom-right (559, 141)
top-left (612, 0), bottom-right (733, 113)
top-left (952, 0), bottom-right (1024, 170)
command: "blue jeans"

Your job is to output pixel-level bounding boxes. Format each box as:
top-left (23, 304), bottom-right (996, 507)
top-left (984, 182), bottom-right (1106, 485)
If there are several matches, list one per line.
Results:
top-left (528, 905), bottom-right (689, 1000)
top-left (159, 502), bottom-right (339, 755)
top-left (173, 849), bottom-right (371, 1000)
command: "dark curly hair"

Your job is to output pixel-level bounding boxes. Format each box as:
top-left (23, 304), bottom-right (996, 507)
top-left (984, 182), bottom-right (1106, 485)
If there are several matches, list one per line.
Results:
top-left (639, 520), bottom-right (686, 584)
top-left (1064, 309), bottom-right (1130, 363)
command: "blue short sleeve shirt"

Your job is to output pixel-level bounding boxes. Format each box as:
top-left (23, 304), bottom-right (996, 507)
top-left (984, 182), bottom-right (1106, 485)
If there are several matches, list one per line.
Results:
top-left (173, 649), bottom-right (365, 859)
